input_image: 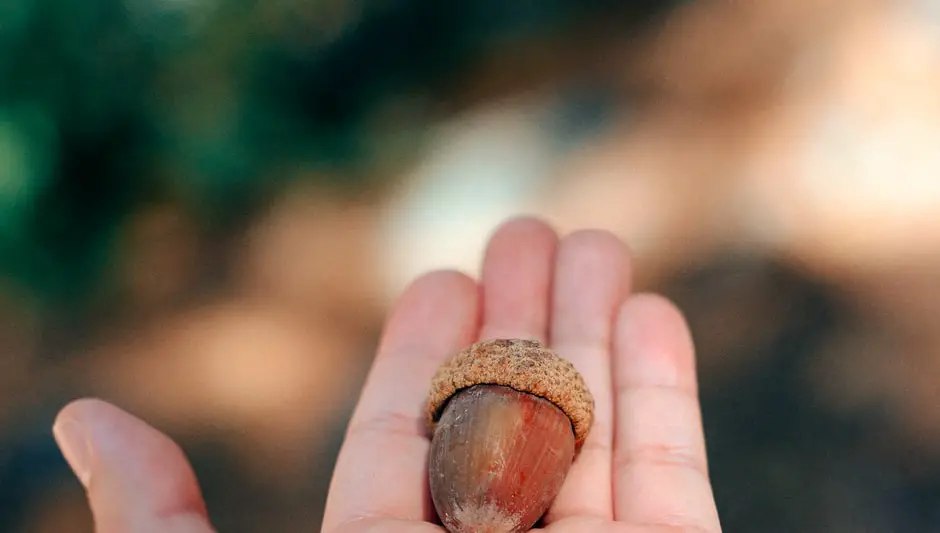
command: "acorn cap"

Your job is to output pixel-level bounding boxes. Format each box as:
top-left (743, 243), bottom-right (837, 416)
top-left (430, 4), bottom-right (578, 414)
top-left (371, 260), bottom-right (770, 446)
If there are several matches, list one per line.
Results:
top-left (427, 338), bottom-right (594, 447)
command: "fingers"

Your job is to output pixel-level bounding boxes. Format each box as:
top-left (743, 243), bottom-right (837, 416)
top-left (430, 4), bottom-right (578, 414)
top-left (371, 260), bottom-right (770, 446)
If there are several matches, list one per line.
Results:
top-left (612, 294), bottom-right (721, 532)
top-left (329, 517), bottom-right (445, 533)
top-left (545, 230), bottom-right (632, 522)
top-left (322, 270), bottom-right (480, 531)
top-left (53, 398), bottom-right (216, 533)
top-left (478, 217), bottom-right (559, 342)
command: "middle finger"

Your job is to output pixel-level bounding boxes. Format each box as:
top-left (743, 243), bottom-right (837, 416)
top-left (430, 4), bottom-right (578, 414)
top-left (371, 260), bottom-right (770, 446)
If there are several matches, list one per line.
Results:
top-left (478, 217), bottom-right (559, 342)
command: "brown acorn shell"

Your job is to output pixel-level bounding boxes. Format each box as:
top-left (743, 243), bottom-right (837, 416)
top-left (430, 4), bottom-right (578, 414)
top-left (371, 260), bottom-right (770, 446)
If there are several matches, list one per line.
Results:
top-left (427, 338), bottom-right (594, 447)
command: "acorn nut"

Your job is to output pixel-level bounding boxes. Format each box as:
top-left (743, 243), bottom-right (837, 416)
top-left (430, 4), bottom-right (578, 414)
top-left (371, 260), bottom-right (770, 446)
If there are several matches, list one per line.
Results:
top-left (426, 339), bottom-right (594, 533)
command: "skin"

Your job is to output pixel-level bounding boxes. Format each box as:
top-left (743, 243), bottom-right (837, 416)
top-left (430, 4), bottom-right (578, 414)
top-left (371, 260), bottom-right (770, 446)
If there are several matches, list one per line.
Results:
top-left (53, 216), bottom-right (722, 533)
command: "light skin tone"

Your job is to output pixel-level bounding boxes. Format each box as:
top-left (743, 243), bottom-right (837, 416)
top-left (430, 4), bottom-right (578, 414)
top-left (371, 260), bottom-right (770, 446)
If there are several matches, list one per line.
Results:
top-left (53, 217), bottom-right (722, 533)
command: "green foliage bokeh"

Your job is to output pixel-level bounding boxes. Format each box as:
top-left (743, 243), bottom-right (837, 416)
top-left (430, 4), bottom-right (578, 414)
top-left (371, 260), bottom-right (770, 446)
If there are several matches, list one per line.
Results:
top-left (0, 0), bottom-right (671, 310)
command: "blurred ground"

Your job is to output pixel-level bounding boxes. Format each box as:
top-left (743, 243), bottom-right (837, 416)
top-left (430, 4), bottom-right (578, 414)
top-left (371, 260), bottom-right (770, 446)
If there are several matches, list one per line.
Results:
top-left (3, 0), bottom-right (940, 531)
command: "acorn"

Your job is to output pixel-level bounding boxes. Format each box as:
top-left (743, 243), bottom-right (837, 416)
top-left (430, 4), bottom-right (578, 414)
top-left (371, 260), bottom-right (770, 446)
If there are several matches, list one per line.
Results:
top-left (426, 339), bottom-right (594, 533)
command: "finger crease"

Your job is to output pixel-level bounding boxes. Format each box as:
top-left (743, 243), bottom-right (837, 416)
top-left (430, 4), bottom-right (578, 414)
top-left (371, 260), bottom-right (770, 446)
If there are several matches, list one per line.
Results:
top-left (346, 411), bottom-right (428, 442)
top-left (578, 433), bottom-right (613, 456)
top-left (614, 443), bottom-right (710, 480)
top-left (633, 521), bottom-right (719, 533)
top-left (616, 384), bottom-right (700, 405)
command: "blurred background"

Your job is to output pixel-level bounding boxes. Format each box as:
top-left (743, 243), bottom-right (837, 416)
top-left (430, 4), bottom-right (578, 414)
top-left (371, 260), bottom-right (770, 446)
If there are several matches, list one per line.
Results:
top-left (2, 0), bottom-right (940, 531)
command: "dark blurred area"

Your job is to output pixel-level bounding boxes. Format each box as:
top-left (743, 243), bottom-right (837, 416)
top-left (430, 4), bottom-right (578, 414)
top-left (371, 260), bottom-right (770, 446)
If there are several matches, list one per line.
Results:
top-left (3, 0), bottom-right (940, 531)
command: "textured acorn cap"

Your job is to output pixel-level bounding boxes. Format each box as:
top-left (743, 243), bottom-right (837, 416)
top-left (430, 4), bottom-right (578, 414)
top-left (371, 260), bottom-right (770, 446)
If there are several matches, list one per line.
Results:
top-left (427, 338), bottom-right (594, 447)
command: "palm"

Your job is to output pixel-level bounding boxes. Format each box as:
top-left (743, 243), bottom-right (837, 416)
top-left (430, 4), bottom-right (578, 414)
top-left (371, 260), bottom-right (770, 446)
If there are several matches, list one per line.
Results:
top-left (52, 218), bottom-right (720, 533)
top-left (322, 218), bottom-right (721, 533)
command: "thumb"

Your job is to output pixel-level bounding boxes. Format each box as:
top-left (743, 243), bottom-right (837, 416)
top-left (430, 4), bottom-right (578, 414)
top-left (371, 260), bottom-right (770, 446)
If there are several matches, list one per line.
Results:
top-left (53, 398), bottom-right (216, 533)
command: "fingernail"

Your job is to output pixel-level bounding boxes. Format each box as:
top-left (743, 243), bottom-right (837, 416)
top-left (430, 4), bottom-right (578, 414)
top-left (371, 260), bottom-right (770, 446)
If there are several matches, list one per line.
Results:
top-left (53, 418), bottom-right (92, 487)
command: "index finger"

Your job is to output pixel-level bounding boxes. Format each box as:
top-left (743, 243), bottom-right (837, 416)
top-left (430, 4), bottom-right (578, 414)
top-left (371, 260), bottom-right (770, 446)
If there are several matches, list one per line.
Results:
top-left (322, 271), bottom-right (481, 532)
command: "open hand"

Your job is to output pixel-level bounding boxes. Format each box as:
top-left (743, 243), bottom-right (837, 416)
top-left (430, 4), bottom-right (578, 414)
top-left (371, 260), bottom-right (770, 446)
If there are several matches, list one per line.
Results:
top-left (53, 217), bottom-right (722, 533)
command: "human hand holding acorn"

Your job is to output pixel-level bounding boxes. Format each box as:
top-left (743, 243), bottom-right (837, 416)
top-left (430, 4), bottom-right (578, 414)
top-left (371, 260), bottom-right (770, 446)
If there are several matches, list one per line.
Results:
top-left (48, 218), bottom-right (721, 533)
top-left (323, 218), bottom-right (722, 533)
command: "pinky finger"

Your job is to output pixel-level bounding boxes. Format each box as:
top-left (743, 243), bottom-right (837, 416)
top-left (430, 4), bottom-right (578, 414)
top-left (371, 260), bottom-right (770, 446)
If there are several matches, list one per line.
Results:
top-left (53, 398), bottom-right (216, 533)
top-left (611, 294), bottom-right (721, 532)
